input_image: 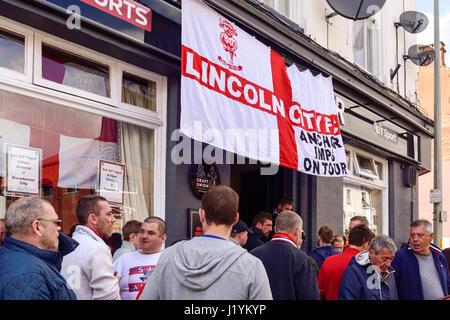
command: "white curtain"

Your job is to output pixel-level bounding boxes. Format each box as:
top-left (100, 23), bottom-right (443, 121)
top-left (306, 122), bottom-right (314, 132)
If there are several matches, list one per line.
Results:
top-left (0, 196), bottom-right (5, 219)
top-left (120, 89), bottom-right (155, 223)
top-left (122, 79), bottom-right (156, 111)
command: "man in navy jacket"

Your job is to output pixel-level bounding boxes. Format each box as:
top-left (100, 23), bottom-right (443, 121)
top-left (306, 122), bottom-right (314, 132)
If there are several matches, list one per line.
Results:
top-left (0, 197), bottom-right (78, 300)
top-left (244, 212), bottom-right (273, 252)
top-left (250, 210), bottom-right (319, 300)
top-left (392, 219), bottom-right (450, 300)
top-left (338, 235), bottom-right (397, 300)
top-left (310, 225), bottom-right (340, 269)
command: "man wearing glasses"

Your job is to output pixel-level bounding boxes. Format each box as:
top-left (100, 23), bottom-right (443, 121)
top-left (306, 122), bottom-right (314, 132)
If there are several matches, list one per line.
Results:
top-left (0, 197), bottom-right (77, 300)
top-left (392, 219), bottom-right (450, 300)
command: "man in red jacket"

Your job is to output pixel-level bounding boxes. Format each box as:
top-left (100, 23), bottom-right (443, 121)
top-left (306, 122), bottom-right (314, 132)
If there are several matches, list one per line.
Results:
top-left (318, 224), bottom-right (374, 300)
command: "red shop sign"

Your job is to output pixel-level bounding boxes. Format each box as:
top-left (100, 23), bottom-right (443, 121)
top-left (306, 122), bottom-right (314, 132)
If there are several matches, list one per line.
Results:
top-left (81, 0), bottom-right (152, 31)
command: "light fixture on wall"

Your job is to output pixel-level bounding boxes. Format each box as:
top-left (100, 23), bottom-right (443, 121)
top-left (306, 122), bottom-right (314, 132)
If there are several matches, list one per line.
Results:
top-left (390, 11), bottom-right (432, 97)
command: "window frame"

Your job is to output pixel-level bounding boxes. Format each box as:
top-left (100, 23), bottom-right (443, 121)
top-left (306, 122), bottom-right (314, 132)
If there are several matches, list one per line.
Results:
top-left (33, 34), bottom-right (118, 106)
top-left (0, 18), bottom-right (33, 83)
top-left (344, 145), bottom-right (388, 235)
top-left (352, 14), bottom-right (382, 78)
top-left (353, 152), bottom-right (379, 180)
top-left (262, 0), bottom-right (292, 19)
top-left (118, 63), bottom-right (166, 124)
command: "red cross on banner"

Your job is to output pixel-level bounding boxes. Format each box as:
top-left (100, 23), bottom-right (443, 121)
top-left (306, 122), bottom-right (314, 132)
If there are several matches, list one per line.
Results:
top-left (181, 0), bottom-right (347, 177)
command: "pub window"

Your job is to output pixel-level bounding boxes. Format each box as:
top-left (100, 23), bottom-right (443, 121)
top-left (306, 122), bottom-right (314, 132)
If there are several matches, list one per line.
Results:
top-left (33, 34), bottom-right (115, 106)
top-left (262, 0), bottom-right (291, 18)
top-left (118, 64), bottom-right (166, 123)
top-left (343, 146), bottom-right (388, 237)
top-left (0, 88), bottom-right (158, 234)
top-left (0, 28), bottom-right (25, 74)
top-left (40, 44), bottom-right (110, 98)
top-left (0, 24), bottom-right (167, 231)
top-left (122, 72), bottom-right (157, 111)
top-left (353, 15), bottom-right (381, 78)
top-left (353, 153), bottom-right (379, 180)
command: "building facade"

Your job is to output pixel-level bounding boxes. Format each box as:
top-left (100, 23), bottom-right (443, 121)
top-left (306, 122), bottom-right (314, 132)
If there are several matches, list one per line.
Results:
top-left (169, 0), bottom-right (433, 252)
top-left (0, 0), bottom-right (434, 252)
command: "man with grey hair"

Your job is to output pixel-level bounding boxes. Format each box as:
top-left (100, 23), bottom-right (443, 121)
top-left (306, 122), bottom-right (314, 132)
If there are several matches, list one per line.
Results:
top-left (338, 235), bottom-right (398, 300)
top-left (0, 197), bottom-right (78, 299)
top-left (250, 210), bottom-right (319, 300)
top-left (392, 219), bottom-right (450, 300)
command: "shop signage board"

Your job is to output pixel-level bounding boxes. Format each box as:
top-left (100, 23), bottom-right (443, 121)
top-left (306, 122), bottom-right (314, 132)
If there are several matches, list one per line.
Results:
top-left (335, 93), bottom-right (418, 161)
top-left (38, 0), bottom-right (180, 56)
top-left (40, 0), bottom-right (150, 41)
top-left (80, 0), bottom-right (152, 31)
top-left (180, 0), bottom-right (347, 177)
top-left (5, 144), bottom-right (41, 197)
top-left (98, 160), bottom-right (125, 205)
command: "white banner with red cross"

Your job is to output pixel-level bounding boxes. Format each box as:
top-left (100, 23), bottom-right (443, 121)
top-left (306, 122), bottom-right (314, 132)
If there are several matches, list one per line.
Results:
top-left (180, 0), bottom-right (347, 177)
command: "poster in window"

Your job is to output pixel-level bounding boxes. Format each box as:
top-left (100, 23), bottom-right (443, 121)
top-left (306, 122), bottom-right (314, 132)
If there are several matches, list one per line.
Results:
top-left (5, 144), bottom-right (41, 197)
top-left (188, 208), bottom-right (203, 238)
top-left (98, 160), bottom-right (125, 205)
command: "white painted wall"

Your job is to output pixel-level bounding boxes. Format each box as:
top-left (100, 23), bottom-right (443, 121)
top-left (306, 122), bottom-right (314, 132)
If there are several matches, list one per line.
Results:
top-left (263, 0), bottom-right (421, 104)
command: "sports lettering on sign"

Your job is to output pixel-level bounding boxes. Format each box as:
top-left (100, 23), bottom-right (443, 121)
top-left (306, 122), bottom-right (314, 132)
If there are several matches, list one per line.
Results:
top-left (180, 0), bottom-right (347, 177)
top-left (80, 0), bottom-right (152, 31)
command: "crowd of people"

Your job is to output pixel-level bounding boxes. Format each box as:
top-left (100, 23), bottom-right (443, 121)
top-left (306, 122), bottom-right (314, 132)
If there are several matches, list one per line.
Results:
top-left (0, 186), bottom-right (449, 300)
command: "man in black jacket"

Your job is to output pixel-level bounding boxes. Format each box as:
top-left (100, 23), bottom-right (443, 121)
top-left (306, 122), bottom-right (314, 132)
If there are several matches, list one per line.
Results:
top-left (250, 210), bottom-right (319, 300)
top-left (243, 212), bottom-right (272, 251)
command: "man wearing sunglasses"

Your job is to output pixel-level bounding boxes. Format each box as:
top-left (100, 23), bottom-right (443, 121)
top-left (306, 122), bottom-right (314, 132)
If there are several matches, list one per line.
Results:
top-left (0, 197), bottom-right (77, 300)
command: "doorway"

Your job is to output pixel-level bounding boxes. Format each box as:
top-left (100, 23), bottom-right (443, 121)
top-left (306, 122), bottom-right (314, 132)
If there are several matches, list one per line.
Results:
top-left (230, 164), bottom-right (286, 226)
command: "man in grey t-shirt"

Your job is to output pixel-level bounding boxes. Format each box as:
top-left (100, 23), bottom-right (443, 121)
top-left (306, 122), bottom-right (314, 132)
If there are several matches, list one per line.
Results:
top-left (414, 252), bottom-right (444, 300)
top-left (392, 219), bottom-right (450, 300)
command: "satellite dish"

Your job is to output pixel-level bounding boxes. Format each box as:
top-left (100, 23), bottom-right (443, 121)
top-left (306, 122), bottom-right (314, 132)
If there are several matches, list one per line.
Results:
top-left (395, 11), bottom-right (429, 34)
top-left (326, 0), bottom-right (386, 20)
top-left (404, 45), bottom-right (436, 67)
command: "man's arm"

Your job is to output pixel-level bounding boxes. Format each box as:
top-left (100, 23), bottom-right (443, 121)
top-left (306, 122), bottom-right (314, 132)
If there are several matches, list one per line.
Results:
top-left (248, 259), bottom-right (273, 300)
top-left (87, 248), bottom-right (120, 300)
top-left (391, 252), bottom-right (403, 294)
top-left (295, 257), bottom-right (320, 300)
top-left (337, 267), bottom-right (361, 300)
top-left (317, 263), bottom-right (328, 299)
top-left (3, 274), bottom-right (52, 300)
